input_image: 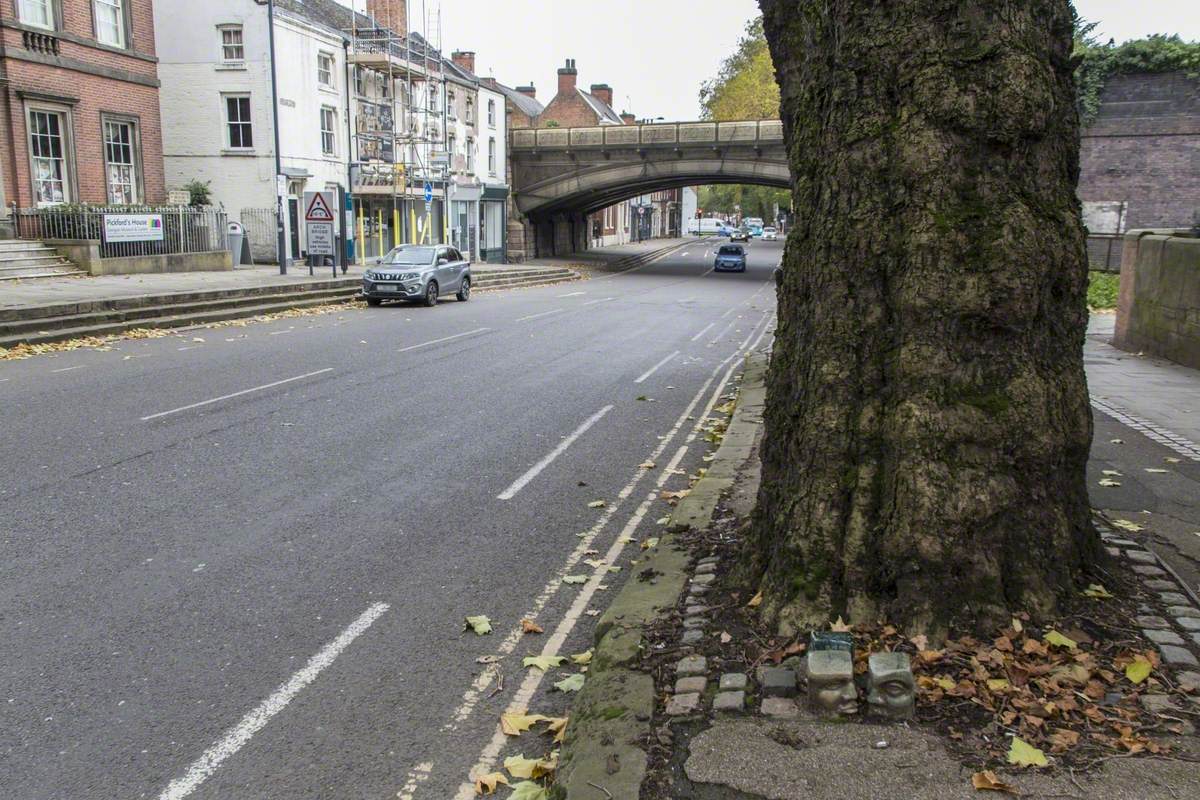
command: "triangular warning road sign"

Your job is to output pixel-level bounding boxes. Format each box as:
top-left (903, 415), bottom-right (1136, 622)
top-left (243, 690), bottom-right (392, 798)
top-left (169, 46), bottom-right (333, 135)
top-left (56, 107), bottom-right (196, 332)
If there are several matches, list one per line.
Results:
top-left (304, 193), bottom-right (335, 222)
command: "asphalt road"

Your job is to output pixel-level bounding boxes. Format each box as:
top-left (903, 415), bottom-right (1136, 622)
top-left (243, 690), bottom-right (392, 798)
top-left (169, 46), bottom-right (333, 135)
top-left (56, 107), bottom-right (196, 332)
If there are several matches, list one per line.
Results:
top-left (0, 239), bottom-right (779, 799)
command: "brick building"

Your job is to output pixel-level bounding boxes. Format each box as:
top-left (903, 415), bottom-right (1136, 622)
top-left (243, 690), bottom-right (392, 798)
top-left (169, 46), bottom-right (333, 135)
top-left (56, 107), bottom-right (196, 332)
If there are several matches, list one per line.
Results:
top-left (1079, 71), bottom-right (1200, 232)
top-left (0, 0), bottom-right (164, 228)
top-left (536, 59), bottom-right (624, 129)
top-left (1077, 70), bottom-right (1200, 270)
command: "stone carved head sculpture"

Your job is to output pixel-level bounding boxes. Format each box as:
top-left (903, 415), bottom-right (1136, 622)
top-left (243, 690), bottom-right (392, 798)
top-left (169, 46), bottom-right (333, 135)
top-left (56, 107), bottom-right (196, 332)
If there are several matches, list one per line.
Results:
top-left (866, 652), bottom-right (916, 720)
top-left (806, 650), bottom-right (858, 718)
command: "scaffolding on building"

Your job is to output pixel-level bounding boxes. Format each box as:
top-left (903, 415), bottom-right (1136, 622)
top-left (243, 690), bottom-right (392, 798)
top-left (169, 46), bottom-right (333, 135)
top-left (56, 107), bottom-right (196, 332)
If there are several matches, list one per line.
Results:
top-left (347, 0), bottom-right (449, 262)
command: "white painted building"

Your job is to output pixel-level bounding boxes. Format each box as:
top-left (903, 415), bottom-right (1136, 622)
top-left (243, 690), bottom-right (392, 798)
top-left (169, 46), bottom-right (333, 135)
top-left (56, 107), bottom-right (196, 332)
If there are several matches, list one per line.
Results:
top-left (156, 0), bottom-right (510, 264)
top-left (682, 187), bottom-right (698, 231)
top-left (444, 54), bottom-right (509, 262)
top-left (155, 0), bottom-right (359, 263)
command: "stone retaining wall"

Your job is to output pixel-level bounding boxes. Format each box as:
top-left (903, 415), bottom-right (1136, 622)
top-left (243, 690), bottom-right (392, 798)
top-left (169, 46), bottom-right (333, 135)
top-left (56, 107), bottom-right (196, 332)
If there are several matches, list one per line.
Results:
top-left (1113, 229), bottom-right (1200, 369)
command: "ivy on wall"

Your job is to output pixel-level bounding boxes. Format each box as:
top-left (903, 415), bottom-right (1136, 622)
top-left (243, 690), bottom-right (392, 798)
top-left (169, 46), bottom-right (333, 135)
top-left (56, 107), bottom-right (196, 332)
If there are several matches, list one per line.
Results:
top-left (1074, 20), bottom-right (1200, 125)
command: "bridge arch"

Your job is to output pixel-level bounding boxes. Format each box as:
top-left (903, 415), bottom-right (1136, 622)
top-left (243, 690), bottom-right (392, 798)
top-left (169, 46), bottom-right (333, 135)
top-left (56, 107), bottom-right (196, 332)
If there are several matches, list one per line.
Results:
top-left (507, 120), bottom-right (790, 255)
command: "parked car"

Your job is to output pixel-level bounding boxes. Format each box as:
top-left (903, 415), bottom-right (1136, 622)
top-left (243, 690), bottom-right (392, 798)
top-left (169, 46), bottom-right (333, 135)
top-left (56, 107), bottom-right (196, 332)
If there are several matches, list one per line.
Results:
top-left (762, 227), bottom-right (778, 241)
top-left (362, 244), bottom-right (471, 307)
top-left (730, 228), bottom-right (751, 242)
top-left (714, 244), bottom-right (747, 272)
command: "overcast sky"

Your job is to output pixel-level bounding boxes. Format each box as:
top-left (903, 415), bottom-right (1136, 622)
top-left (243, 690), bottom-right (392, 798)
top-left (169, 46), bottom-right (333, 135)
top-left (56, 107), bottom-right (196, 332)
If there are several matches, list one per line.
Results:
top-left (342, 1), bottom-right (1200, 121)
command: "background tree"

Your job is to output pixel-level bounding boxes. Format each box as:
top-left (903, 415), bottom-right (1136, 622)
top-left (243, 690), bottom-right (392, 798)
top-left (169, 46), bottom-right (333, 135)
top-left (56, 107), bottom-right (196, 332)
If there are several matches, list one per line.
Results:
top-left (697, 17), bottom-right (790, 221)
top-left (750, 0), bottom-right (1099, 638)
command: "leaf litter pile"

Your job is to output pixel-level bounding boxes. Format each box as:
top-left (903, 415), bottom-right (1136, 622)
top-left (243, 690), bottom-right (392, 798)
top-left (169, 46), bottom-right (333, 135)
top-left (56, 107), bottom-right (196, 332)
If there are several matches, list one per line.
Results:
top-left (861, 608), bottom-right (1194, 771)
top-left (0, 299), bottom-right (362, 361)
top-left (637, 497), bottom-right (1200, 800)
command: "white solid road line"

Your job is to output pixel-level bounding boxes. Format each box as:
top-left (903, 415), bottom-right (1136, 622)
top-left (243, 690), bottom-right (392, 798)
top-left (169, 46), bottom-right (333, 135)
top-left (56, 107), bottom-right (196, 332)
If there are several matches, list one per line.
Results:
top-left (515, 308), bottom-right (565, 323)
top-left (583, 297), bottom-right (615, 306)
top-left (51, 365), bottom-right (86, 373)
top-left (157, 602), bottom-right (389, 800)
top-left (397, 327), bottom-right (491, 353)
top-left (634, 350), bottom-right (680, 384)
top-left (452, 314), bottom-right (775, 800)
top-left (557, 291), bottom-right (587, 298)
top-left (140, 368), bottom-right (334, 421)
top-left (497, 405), bottom-right (614, 500)
top-left (690, 322), bottom-right (716, 342)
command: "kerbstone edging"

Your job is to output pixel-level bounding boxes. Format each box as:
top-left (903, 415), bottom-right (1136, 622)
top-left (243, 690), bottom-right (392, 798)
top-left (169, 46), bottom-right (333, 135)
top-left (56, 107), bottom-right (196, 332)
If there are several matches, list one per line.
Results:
top-left (554, 351), bottom-right (769, 799)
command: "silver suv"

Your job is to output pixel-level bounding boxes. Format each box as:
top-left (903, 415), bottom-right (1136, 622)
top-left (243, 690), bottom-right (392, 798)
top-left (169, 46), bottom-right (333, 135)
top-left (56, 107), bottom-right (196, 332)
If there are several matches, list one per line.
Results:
top-left (362, 245), bottom-right (472, 307)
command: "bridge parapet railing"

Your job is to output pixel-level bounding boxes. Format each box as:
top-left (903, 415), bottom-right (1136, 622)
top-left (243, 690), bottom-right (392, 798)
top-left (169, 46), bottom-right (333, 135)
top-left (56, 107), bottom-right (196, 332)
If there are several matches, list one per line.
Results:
top-left (510, 119), bottom-right (783, 149)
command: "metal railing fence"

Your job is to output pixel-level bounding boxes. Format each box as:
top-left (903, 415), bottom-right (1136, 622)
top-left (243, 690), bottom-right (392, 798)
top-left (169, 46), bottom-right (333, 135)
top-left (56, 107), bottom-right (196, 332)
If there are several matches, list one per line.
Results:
top-left (1087, 233), bottom-right (1124, 273)
top-left (13, 205), bottom-right (228, 259)
top-left (239, 208), bottom-right (281, 263)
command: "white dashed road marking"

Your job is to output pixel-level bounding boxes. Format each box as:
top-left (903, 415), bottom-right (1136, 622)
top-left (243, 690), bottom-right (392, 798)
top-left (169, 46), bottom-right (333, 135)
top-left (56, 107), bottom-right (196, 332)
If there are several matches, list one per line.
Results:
top-left (634, 350), bottom-right (680, 384)
top-left (397, 328), bottom-right (491, 353)
top-left (496, 404), bottom-right (615, 500)
top-left (157, 602), bottom-right (389, 800)
top-left (140, 369), bottom-right (334, 421)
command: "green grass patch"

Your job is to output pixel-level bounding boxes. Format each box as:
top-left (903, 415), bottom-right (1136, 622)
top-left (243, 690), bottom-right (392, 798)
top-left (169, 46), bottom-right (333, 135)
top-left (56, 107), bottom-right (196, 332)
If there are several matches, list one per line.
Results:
top-left (1088, 271), bottom-right (1119, 310)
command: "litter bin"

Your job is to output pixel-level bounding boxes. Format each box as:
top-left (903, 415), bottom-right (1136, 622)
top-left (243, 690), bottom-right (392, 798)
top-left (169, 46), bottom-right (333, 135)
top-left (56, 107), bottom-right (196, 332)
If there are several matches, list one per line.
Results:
top-left (227, 221), bottom-right (249, 265)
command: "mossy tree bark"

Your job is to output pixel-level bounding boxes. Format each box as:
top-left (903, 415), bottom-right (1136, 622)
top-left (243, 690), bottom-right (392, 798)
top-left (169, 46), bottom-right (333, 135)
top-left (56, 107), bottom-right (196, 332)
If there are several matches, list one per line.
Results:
top-left (752, 0), bottom-right (1100, 638)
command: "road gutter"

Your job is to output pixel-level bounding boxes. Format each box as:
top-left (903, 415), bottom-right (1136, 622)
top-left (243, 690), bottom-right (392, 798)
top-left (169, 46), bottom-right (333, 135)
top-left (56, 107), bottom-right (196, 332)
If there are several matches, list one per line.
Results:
top-left (552, 352), bottom-right (770, 799)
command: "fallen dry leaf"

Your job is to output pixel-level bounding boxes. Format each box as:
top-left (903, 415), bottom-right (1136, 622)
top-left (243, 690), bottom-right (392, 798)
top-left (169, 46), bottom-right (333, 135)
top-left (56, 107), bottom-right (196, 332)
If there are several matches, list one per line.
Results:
top-left (1008, 736), bottom-right (1047, 768)
top-left (971, 770), bottom-right (1016, 793)
top-left (500, 713), bottom-right (549, 736)
top-left (521, 619), bottom-right (544, 635)
top-left (474, 771), bottom-right (509, 795)
top-left (1125, 656), bottom-right (1153, 685)
top-left (523, 655), bottom-right (566, 671)
top-left (464, 616), bottom-right (493, 636)
top-left (554, 673), bottom-right (585, 693)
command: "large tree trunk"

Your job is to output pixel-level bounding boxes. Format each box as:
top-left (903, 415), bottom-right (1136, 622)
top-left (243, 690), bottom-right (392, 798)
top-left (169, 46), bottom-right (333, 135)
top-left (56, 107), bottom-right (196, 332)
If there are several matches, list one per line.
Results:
top-left (752, 0), bottom-right (1100, 638)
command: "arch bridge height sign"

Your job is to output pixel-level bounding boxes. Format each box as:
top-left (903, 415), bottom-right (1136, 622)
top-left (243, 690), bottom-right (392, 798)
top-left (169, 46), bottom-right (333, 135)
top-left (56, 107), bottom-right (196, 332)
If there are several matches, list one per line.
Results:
top-left (303, 191), bottom-right (337, 258)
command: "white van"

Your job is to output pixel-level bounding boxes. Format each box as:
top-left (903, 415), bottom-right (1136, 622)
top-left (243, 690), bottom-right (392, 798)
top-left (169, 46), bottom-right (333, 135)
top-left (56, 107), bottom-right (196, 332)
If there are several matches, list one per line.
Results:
top-left (689, 218), bottom-right (729, 236)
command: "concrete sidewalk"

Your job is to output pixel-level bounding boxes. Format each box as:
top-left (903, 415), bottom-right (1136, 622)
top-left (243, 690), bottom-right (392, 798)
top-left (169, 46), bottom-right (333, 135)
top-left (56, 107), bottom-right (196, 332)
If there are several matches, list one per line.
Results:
top-left (1087, 313), bottom-right (1200, 447)
top-left (0, 238), bottom-right (689, 312)
top-left (1086, 312), bottom-right (1200, 597)
top-left (0, 263), bottom-right (361, 312)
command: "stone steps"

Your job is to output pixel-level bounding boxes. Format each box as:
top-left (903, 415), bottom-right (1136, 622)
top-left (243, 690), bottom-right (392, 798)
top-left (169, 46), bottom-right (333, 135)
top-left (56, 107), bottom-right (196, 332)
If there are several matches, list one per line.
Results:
top-left (0, 241), bottom-right (85, 280)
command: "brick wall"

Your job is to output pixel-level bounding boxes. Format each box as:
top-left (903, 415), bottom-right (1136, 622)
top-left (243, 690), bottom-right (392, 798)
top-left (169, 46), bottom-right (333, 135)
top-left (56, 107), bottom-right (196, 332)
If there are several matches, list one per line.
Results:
top-left (1, 0), bottom-right (165, 209)
top-left (1079, 71), bottom-right (1200, 231)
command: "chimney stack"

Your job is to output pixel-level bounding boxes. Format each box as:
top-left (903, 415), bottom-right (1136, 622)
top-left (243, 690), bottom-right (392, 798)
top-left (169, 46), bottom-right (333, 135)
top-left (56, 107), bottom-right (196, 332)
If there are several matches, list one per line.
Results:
top-left (621, 112), bottom-right (636, 125)
top-left (516, 84), bottom-right (537, 99)
top-left (451, 50), bottom-right (476, 74)
top-left (557, 58), bottom-right (578, 95)
top-left (365, 0), bottom-right (407, 36)
top-left (590, 83), bottom-right (613, 108)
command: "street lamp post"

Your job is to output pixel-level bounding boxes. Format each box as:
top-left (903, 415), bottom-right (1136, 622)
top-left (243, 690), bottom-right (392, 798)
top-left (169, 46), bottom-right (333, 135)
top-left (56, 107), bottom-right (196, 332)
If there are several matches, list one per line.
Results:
top-left (267, 0), bottom-right (287, 274)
